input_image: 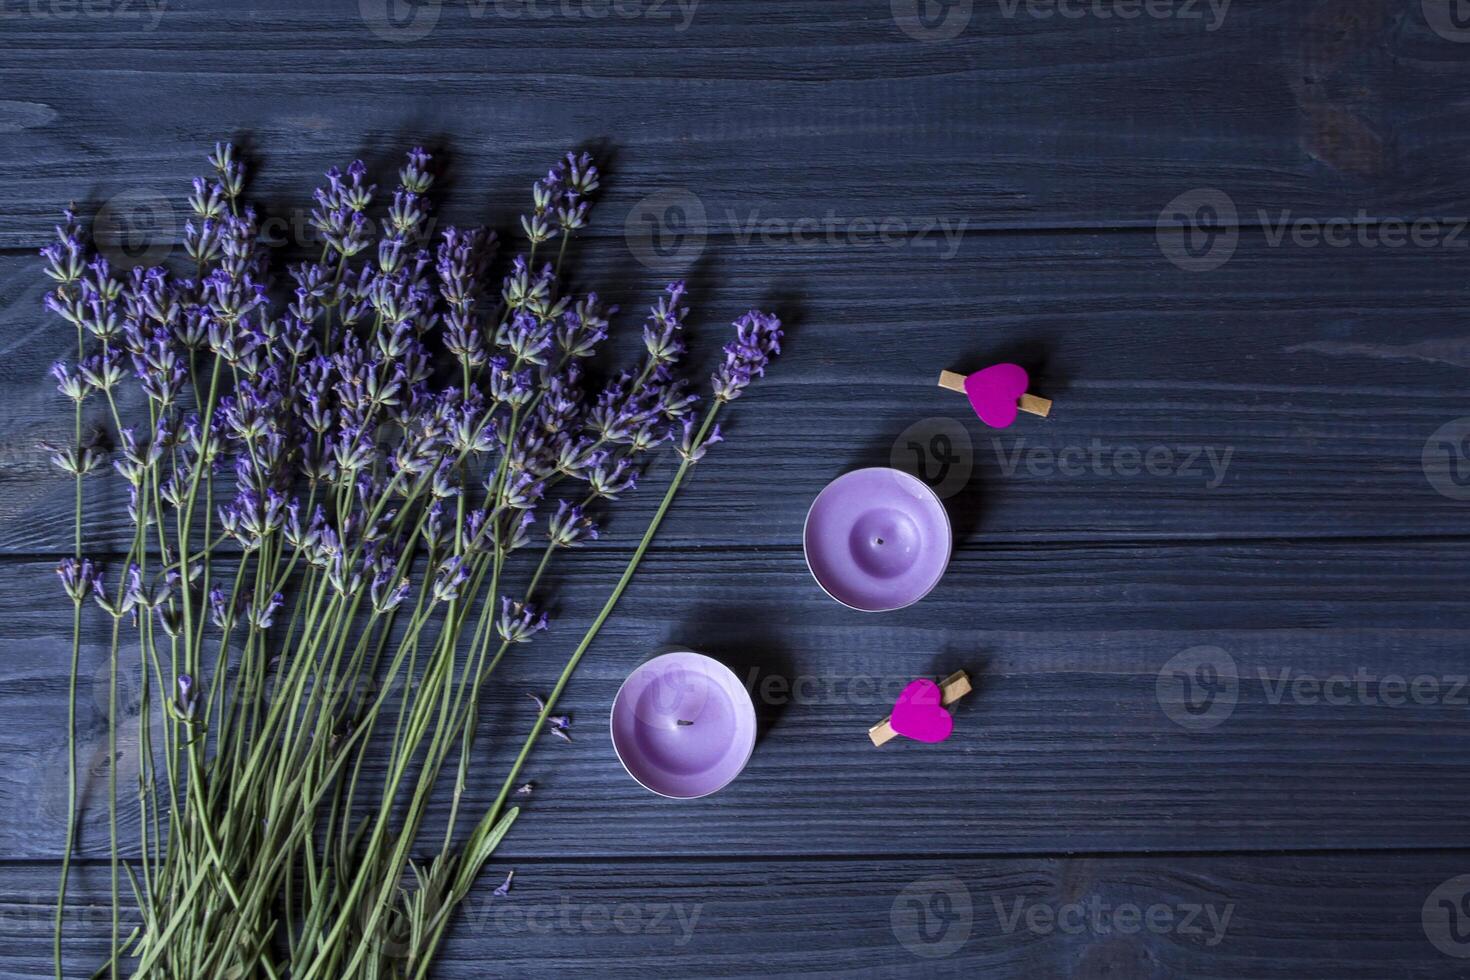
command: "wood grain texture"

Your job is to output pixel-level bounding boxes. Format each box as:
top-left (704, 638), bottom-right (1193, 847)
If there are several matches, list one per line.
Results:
top-left (7, 853), bottom-right (1470, 978)
top-left (3, 542), bottom-right (1468, 861)
top-left (2, 1), bottom-right (1470, 247)
top-left (2, 232), bottom-right (1468, 556)
top-left (4, 1), bottom-right (1469, 976)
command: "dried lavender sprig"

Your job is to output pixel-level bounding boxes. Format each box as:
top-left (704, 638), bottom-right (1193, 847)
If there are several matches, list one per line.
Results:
top-left (50, 141), bottom-right (777, 980)
top-left (403, 310), bottom-right (782, 977)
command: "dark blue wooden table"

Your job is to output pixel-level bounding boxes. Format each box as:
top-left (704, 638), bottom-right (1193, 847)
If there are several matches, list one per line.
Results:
top-left (4, 1), bottom-right (1470, 976)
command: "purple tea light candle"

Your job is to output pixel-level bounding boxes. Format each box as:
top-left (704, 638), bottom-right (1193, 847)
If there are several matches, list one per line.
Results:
top-left (803, 467), bottom-right (952, 612)
top-left (610, 650), bottom-right (757, 799)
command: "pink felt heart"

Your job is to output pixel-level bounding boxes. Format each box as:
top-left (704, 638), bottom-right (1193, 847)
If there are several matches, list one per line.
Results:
top-left (963, 363), bottom-right (1030, 428)
top-left (889, 679), bottom-right (954, 743)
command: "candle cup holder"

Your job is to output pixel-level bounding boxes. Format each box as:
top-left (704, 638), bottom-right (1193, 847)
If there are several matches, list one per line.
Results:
top-left (803, 467), bottom-right (952, 612)
top-left (609, 650), bottom-right (757, 799)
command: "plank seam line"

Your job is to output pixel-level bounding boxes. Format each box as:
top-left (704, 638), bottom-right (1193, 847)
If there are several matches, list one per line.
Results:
top-left (8, 216), bottom-right (1470, 256)
top-left (2, 532), bottom-right (1470, 564)
top-left (18, 844), bottom-right (1470, 868)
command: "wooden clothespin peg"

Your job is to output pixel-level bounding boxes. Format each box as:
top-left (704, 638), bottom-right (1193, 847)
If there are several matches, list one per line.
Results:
top-left (938, 363), bottom-right (1051, 428)
top-left (869, 670), bottom-right (972, 746)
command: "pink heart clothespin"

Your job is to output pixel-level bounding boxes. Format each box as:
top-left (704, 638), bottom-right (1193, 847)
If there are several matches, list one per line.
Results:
top-left (869, 671), bottom-right (972, 746)
top-left (938, 363), bottom-right (1052, 428)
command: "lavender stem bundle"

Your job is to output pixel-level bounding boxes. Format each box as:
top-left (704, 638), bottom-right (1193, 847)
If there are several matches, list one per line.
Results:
top-left (44, 144), bottom-right (781, 978)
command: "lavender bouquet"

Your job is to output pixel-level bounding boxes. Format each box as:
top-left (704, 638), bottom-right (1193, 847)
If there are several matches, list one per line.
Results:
top-left (44, 144), bottom-right (780, 978)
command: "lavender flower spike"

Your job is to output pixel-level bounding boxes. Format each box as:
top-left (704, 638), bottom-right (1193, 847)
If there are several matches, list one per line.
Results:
top-left (175, 674), bottom-right (199, 721)
top-left (711, 311), bottom-right (783, 402)
top-left (55, 558), bottom-right (103, 602)
top-left (497, 598), bottom-right (548, 644)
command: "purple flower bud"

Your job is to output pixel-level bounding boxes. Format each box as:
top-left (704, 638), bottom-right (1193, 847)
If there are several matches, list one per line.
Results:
top-left (677, 420), bottom-right (723, 464)
top-left (208, 586), bottom-right (235, 628)
top-left (246, 591), bottom-right (284, 630)
top-left (712, 310), bottom-right (783, 402)
top-left (55, 558), bottom-right (103, 602)
top-left (497, 597), bottom-right (548, 643)
top-left (431, 555), bottom-right (469, 603)
top-left (176, 674), bottom-right (198, 721)
top-left (588, 456), bottom-right (637, 499)
top-left (547, 500), bottom-right (599, 547)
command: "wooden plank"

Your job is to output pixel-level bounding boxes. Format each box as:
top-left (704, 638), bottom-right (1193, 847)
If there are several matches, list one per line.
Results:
top-left (3, 539), bottom-right (1470, 861)
top-left (1, 231), bottom-right (1468, 555)
top-left (8, 852), bottom-right (1470, 977)
top-left (3, 1), bottom-right (1470, 247)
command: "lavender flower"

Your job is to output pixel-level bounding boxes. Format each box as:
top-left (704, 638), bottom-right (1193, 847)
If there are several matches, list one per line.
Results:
top-left (546, 500), bottom-right (599, 547)
top-left (50, 361), bottom-right (90, 402)
top-left (711, 311), bottom-right (783, 402)
top-left (175, 674), bottom-right (199, 721)
top-left (642, 281), bottom-right (688, 363)
top-left (431, 556), bottom-right (470, 602)
top-left (676, 419), bottom-right (723, 464)
top-left (587, 456), bottom-right (637, 499)
top-left (41, 143), bottom-right (781, 980)
top-left (55, 558), bottom-right (103, 602)
top-left (208, 585), bottom-right (238, 628)
top-left (497, 598), bottom-right (548, 643)
top-left (39, 441), bottom-right (102, 477)
top-left (369, 559), bottom-right (412, 614)
top-left (246, 592), bottom-right (285, 630)
top-left (40, 212), bottom-right (86, 285)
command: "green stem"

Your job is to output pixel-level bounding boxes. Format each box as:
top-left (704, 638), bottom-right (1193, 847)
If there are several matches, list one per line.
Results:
top-left (410, 405), bottom-right (722, 980)
top-left (55, 311), bottom-right (84, 980)
top-left (54, 599), bottom-right (81, 980)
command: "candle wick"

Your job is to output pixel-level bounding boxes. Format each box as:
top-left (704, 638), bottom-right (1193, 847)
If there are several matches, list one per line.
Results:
top-left (676, 719), bottom-right (694, 726)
